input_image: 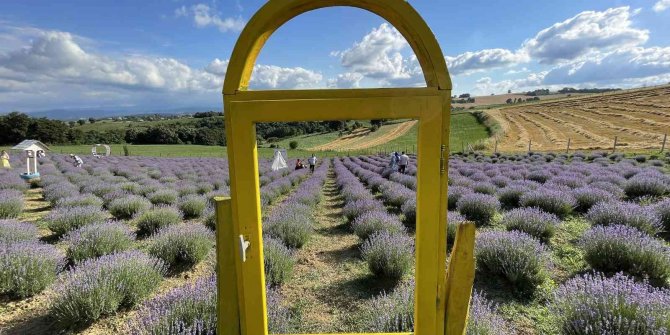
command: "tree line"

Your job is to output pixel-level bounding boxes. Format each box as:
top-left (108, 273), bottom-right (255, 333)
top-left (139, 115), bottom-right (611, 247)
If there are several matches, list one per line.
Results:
top-left (0, 112), bottom-right (349, 146)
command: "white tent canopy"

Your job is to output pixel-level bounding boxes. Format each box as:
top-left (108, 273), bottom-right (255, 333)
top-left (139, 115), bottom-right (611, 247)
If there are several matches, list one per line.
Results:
top-left (271, 149), bottom-right (288, 171)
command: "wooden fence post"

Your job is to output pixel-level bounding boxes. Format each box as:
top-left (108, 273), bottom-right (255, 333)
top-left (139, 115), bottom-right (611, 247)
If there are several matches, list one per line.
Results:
top-left (215, 197), bottom-right (240, 335)
top-left (612, 136), bottom-right (618, 153)
top-left (566, 138), bottom-right (571, 154)
top-left (494, 139), bottom-right (498, 154)
top-left (528, 139), bottom-right (532, 153)
top-left (661, 133), bottom-right (667, 153)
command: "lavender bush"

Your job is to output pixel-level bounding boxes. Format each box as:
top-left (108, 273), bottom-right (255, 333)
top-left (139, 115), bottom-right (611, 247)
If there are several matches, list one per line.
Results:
top-left (448, 186), bottom-right (473, 210)
top-left (148, 223), bottom-right (213, 270)
top-left (364, 279), bottom-right (414, 332)
top-left (64, 221), bottom-right (135, 262)
top-left (552, 273), bottom-right (670, 334)
top-left (342, 198), bottom-right (385, 221)
top-left (475, 231), bottom-right (550, 293)
top-left (352, 210), bottom-right (405, 241)
top-left (108, 195), bottom-right (152, 220)
top-left (264, 202), bottom-right (313, 248)
top-left (653, 198), bottom-right (670, 232)
top-left (467, 291), bottom-right (510, 335)
top-left (361, 231), bottom-right (414, 280)
top-left (0, 219), bottom-right (38, 244)
top-left (447, 211), bottom-right (466, 251)
top-left (624, 175), bottom-right (668, 199)
top-left (50, 250), bottom-right (166, 326)
top-left (0, 189), bottom-right (24, 219)
top-left (571, 186), bottom-right (614, 213)
top-left (135, 206), bottom-right (183, 236)
top-left (497, 185), bottom-right (526, 209)
top-left (519, 188), bottom-right (576, 218)
top-left (129, 275), bottom-right (216, 334)
top-left (456, 193), bottom-right (500, 226)
top-left (56, 194), bottom-right (104, 208)
top-left (580, 225), bottom-right (670, 286)
top-left (178, 195), bottom-right (208, 219)
top-left (264, 236), bottom-right (295, 286)
top-left (0, 241), bottom-right (65, 297)
top-left (267, 286), bottom-right (292, 333)
top-left (148, 189), bottom-right (180, 205)
top-left (501, 207), bottom-right (560, 243)
top-left (45, 205), bottom-right (108, 236)
top-left (586, 201), bottom-right (662, 236)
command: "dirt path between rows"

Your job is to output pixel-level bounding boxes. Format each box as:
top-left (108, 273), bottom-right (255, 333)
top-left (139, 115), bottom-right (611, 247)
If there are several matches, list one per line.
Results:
top-left (280, 168), bottom-right (389, 333)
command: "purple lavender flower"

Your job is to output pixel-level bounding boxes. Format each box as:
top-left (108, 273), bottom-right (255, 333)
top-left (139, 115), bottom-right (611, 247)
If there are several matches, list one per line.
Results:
top-left (580, 224), bottom-right (670, 286)
top-left (475, 231), bottom-right (550, 293)
top-left (0, 219), bottom-right (38, 244)
top-left (352, 210), bottom-right (405, 240)
top-left (0, 240), bottom-right (65, 297)
top-left (50, 250), bottom-right (166, 326)
top-left (63, 221), bottom-right (135, 262)
top-left (0, 189), bottom-right (24, 219)
top-left (586, 201), bottom-right (663, 236)
top-left (361, 231), bottom-right (414, 280)
top-left (456, 193), bottom-right (500, 226)
top-left (129, 275), bottom-right (216, 334)
top-left (552, 272), bottom-right (670, 334)
top-left (501, 207), bottom-right (560, 243)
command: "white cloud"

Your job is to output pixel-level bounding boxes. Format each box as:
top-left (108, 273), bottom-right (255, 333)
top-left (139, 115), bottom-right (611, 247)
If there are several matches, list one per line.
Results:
top-left (327, 72), bottom-right (364, 88)
top-left (522, 7), bottom-right (648, 64)
top-left (473, 72), bottom-right (548, 95)
top-left (176, 4), bottom-right (245, 33)
top-left (0, 28), bottom-right (324, 110)
top-left (653, 0), bottom-right (670, 12)
top-left (331, 23), bottom-right (423, 86)
top-left (542, 46), bottom-right (670, 85)
top-left (446, 49), bottom-right (529, 75)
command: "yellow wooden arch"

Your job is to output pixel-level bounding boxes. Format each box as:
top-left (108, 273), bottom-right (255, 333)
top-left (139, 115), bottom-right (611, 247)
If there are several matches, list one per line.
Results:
top-left (223, 0), bottom-right (452, 94)
top-left (217, 1), bottom-right (475, 335)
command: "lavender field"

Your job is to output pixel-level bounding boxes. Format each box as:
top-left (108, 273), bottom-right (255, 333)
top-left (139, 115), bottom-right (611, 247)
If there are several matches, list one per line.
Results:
top-left (1, 151), bottom-right (670, 334)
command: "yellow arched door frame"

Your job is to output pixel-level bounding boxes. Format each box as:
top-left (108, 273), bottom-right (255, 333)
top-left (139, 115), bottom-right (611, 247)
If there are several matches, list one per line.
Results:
top-left (223, 0), bottom-right (452, 94)
top-left (217, 1), bottom-right (475, 335)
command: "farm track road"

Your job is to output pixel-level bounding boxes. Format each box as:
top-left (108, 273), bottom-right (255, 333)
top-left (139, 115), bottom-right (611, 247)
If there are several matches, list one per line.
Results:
top-left (310, 120), bottom-right (417, 152)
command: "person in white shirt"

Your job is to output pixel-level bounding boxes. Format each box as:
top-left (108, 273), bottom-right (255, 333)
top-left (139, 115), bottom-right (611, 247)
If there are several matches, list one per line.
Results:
top-left (307, 154), bottom-right (317, 172)
top-left (70, 154), bottom-right (83, 167)
top-left (398, 151), bottom-right (410, 174)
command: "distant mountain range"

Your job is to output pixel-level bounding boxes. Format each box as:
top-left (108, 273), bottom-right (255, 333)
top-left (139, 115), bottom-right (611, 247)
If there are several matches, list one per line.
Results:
top-left (5, 106), bottom-right (220, 120)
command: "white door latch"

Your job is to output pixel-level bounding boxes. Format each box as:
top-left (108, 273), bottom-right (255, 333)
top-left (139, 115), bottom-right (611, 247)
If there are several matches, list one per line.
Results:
top-left (239, 235), bottom-right (250, 262)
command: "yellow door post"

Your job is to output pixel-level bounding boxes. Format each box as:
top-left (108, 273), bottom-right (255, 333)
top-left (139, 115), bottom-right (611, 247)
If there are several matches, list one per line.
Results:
top-left (216, 1), bottom-right (476, 334)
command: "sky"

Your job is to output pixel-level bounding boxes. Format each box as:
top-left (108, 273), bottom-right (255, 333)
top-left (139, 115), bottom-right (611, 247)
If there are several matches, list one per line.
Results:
top-left (0, 0), bottom-right (669, 112)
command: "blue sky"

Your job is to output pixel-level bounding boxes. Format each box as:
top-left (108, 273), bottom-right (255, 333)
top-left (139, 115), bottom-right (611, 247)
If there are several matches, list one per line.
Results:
top-left (0, 0), bottom-right (669, 112)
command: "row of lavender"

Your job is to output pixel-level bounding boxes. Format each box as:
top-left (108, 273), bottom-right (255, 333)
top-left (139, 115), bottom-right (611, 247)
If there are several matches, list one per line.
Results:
top-left (344, 154), bottom-right (670, 334)
top-left (0, 154), bottom-right (318, 333)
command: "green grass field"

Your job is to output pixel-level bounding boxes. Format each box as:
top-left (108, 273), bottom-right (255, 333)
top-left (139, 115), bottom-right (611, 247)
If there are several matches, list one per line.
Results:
top-left (1, 112), bottom-right (491, 158)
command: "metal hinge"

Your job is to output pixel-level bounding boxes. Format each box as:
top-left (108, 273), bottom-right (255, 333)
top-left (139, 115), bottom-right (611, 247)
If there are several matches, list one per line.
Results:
top-left (440, 144), bottom-right (447, 174)
top-left (239, 235), bottom-right (250, 262)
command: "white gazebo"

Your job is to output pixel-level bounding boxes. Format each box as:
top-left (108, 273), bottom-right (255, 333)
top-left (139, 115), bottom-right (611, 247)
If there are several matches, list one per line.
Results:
top-left (11, 140), bottom-right (50, 180)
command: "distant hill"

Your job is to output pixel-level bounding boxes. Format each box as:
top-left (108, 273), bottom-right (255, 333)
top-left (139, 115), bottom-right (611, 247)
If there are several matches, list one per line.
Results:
top-left (10, 106), bottom-right (219, 121)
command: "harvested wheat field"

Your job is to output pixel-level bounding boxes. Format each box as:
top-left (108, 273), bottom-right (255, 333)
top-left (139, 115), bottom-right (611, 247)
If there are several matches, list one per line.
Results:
top-left (490, 85), bottom-right (670, 152)
top-left (310, 120), bottom-right (417, 151)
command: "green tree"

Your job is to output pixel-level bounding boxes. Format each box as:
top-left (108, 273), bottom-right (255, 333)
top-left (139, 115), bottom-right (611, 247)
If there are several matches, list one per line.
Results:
top-left (289, 141), bottom-right (299, 149)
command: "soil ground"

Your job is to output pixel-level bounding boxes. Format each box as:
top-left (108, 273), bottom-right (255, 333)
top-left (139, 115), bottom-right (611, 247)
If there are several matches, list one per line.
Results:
top-left (489, 85), bottom-right (670, 152)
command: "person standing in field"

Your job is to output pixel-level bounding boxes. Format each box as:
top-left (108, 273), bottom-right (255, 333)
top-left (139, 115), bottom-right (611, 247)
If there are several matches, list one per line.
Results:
top-left (399, 151), bottom-right (410, 174)
top-left (70, 154), bottom-right (83, 167)
top-left (307, 154), bottom-right (317, 173)
top-left (389, 152), bottom-right (399, 171)
top-left (1, 150), bottom-right (10, 169)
